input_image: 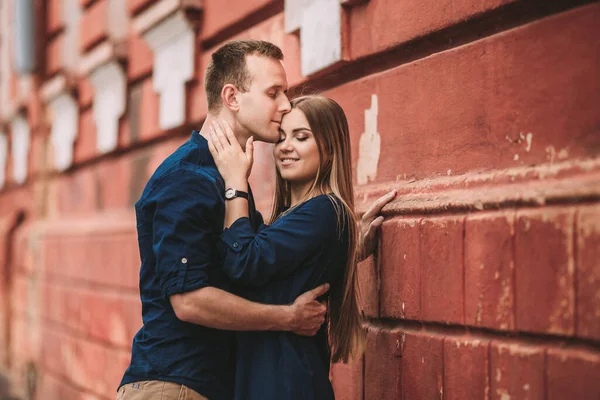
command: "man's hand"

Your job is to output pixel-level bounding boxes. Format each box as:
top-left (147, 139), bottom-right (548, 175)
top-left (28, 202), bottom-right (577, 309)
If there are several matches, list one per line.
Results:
top-left (358, 190), bottom-right (397, 262)
top-left (287, 283), bottom-right (330, 336)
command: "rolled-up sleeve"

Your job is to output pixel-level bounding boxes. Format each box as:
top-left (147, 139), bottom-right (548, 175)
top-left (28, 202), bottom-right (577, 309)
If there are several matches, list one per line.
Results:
top-left (220, 196), bottom-right (341, 286)
top-left (147, 170), bottom-right (221, 298)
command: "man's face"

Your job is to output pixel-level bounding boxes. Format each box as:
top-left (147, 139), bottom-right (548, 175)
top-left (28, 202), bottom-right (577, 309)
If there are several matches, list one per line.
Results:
top-left (235, 55), bottom-right (291, 143)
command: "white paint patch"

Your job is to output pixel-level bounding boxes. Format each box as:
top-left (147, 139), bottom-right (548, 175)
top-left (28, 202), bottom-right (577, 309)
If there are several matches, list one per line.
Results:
top-left (447, 169), bottom-right (452, 175)
top-left (357, 94), bottom-right (381, 185)
top-left (144, 12), bottom-right (195, 129)
top-left (49, 93), bottom-right (79, 171)
top-left (62, 0), bottom-right (82, 70)
top-left (90, 61), bottom-right (126, 153)
top-left (107, 0), bottom-right (128, 41)
top-left (525, 133), bottom-right (533, 152)
top-left (513, 154), bottom-right (519, 161)
top-left (11, 115), bottom-right (30, 184)
top-left (0, 131), bottom-right (7, 188)
top-left (284, 0), bottom-right (342, 76)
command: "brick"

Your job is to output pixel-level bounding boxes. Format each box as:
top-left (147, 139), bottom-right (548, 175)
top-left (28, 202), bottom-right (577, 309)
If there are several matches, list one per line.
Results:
top-left (127, 30), bottom-right (153, 80)
top-left (136, 78), bottom-right (161, 142)
top-left (73, 338), bottom-right (110, 395)
top-left (348, 0), bottom-right (517, 60)
top-left (78, 77), bottom-right (95, 108)
top-left (57, 168), bottom-right (97, 214)
top-left (47, 0), bottom-right (64, 35)
top-left (364, 327), bottom-right (402, 400)
top-left (331, 356), bottom-right (363, 400)
top-left (327, 4), bottom-right (600, 182)
top-left (515, 208), bottom-right (575, 335)
top-left (127, 0), bottom-right (158, 15)
top-left (201, 0), bottom-right (276, 40)
top-left (576, 205), bottom-right (600, 340)
top-left (546, 348), bottom-right (600, 400)
top-left (79, 0), bottom-right (109, 52)
top-left (444, 337), bottom-right (490, 400)
top-left (420, 216), bottom-right (464, 324)
top-left (490, 342), bottom-right (545, 400)
top-left (46, 36), bottom-right (64, 76)
top-left (357, 256), bottom-right (378, 318)
top-left (465, 212), bottom-right (515, 330)
top-left (94, 157), bottom-right (131, 210)
top-left (401, 331), bottom-right (444, 399)
top-left (73, 108), bottom-right (97, 164)
top-left (380, 217), bottom-right (421, 320)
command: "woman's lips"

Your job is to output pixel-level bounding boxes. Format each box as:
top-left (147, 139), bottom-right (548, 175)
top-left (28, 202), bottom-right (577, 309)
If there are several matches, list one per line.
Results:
top-left (280, 158), bottom-right (299, 166)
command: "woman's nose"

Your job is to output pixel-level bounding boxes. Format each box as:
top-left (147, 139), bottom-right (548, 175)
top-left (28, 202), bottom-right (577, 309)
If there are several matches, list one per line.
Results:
top-left (278, 139), bottom-right (294, 152)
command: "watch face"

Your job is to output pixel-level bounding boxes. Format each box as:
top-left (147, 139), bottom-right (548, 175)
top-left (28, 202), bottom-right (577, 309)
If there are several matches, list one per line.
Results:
top-left (225, 189), bottom-right (235, 199)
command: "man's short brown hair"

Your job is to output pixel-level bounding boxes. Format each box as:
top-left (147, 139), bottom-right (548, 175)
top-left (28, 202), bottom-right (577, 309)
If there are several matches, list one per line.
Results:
top-left (204, 40), bottom-right (284, 112)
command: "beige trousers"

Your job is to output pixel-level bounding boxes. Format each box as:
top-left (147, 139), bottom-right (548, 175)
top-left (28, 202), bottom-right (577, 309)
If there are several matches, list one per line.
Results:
top-left (117, 380), bottom-right (209, 400)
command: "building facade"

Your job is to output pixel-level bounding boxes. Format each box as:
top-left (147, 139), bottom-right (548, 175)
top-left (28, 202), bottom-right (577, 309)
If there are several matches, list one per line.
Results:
top-left (0, 0), bottom-right (599, 399)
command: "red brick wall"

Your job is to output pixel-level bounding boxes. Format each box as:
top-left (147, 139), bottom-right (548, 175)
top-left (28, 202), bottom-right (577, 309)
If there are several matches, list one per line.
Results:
top-left (0, 1), bottom-right (598, 399)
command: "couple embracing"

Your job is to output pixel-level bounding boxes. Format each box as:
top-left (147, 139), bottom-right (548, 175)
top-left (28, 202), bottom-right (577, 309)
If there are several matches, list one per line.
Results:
top-left (117, 40), bottom-right (395, 400)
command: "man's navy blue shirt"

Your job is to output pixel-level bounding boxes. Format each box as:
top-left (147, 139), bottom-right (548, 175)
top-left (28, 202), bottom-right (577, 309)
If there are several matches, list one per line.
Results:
top-left (120, 132), bottom-right (262, 400)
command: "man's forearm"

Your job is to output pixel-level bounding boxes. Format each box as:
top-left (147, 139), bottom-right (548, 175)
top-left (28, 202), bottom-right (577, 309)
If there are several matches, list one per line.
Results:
top-left (171, 286), bottom-right (292, 331)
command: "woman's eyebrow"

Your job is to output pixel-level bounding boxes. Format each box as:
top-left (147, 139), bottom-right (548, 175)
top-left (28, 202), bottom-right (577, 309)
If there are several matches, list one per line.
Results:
top-left (292, 128), bottom-right (312, 134)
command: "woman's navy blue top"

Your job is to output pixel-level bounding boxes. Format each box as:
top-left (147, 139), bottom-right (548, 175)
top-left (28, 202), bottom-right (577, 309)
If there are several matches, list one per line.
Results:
top-left (219, 194), bottom-right (349, 400)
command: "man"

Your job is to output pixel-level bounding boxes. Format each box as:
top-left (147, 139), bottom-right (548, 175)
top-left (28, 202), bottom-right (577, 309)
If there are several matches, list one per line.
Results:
top-left (118, 40), bottom-right (395, 400)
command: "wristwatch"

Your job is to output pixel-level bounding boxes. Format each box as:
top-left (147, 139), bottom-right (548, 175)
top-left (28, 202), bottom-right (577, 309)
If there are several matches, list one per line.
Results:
top-left (224, 188), bottom-right (249, 201)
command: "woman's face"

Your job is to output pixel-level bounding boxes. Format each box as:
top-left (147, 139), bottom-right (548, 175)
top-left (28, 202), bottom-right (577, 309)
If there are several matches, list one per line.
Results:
top-left (274, 108), bottom-right (321, 184)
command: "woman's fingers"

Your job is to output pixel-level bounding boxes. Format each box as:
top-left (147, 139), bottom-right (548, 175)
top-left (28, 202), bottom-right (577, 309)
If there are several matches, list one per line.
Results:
top-left (222, 120), bottom-right (238, 148)
top-left (209, 127), bottom-right (224, 153)
top-left (207, 130), bottom-right (218, 156)
top-left (245, 136), bottom-right (254, 166)
top-left (211, 121), bottom-right (229, 148)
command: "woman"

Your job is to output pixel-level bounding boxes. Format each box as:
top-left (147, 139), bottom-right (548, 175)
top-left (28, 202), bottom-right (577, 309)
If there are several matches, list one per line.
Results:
top-left (208, 95), bottom-right (363, 399)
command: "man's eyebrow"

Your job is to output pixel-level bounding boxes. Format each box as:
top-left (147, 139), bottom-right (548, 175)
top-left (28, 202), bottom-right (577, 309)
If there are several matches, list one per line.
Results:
top-left (267, 85), bottom-right (287, 92)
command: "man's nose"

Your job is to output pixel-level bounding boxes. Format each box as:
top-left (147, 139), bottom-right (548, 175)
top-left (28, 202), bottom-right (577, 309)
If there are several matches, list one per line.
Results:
top-left (279, 95), bottom-right (291, 113)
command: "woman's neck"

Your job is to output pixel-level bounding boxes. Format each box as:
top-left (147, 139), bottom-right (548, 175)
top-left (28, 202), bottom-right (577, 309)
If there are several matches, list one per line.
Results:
top-left (289, 182), bottom-right (329, 207)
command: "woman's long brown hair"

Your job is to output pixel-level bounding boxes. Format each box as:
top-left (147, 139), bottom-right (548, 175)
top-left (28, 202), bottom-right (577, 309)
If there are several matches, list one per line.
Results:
top-left (269, 95), bottom-right (364, 363)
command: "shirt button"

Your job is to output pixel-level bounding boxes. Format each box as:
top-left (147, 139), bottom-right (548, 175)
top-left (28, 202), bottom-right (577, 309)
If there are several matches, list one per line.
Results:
top-left (181, 257), bottom-right (188, 264)
top-left (233, 242), bottom-right (239, 248)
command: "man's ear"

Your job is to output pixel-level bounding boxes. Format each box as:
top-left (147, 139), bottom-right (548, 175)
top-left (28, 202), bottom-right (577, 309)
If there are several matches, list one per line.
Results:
top-left (221, 84), bottom-right (239, 111)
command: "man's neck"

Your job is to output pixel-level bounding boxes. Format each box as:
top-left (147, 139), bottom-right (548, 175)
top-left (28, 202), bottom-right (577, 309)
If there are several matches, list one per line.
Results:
top-left (198, 112), bottom-right (248, 150)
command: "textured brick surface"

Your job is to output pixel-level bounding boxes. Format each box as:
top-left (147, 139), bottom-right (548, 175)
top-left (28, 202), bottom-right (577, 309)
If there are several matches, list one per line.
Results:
top-left (127, 0), bottom-right (158, 15)
top-left (490, 342), bottom-right (545, 400)
top-left (47, 0), bottom-right (64, 34)
top-left (576, 205), bottom-right (600, 340)
top-left (444, 337), bottom-right (490, 400)
top-left (364, 328), bottom-right (402, 400)
top-left (331, 356), bottom-right (364, 400)
top-left (380, 218), bottom-right (421, 320)
top-left (328, 4), bottom-right (600, 182)
top-left (515, 208), bottom-right (575, 335)
top-left (401, 331), bottom-right (444, 399)
top-left (79, 0), bottom-right (108, 52)
top-left (127, 30), bottom-right (154, 80)
top-left (348, 0), bottom-right (518, 60)
top-left (547, 348), bottom-right (600, 400)
top-left (201, 0), bottom-right (277, 39)
top-left (420, 216), bottom-right (464, 324)
top-left (357, 256), bottom-right (378, 318)
top-left (465, 212), bottom-right (515, 330)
